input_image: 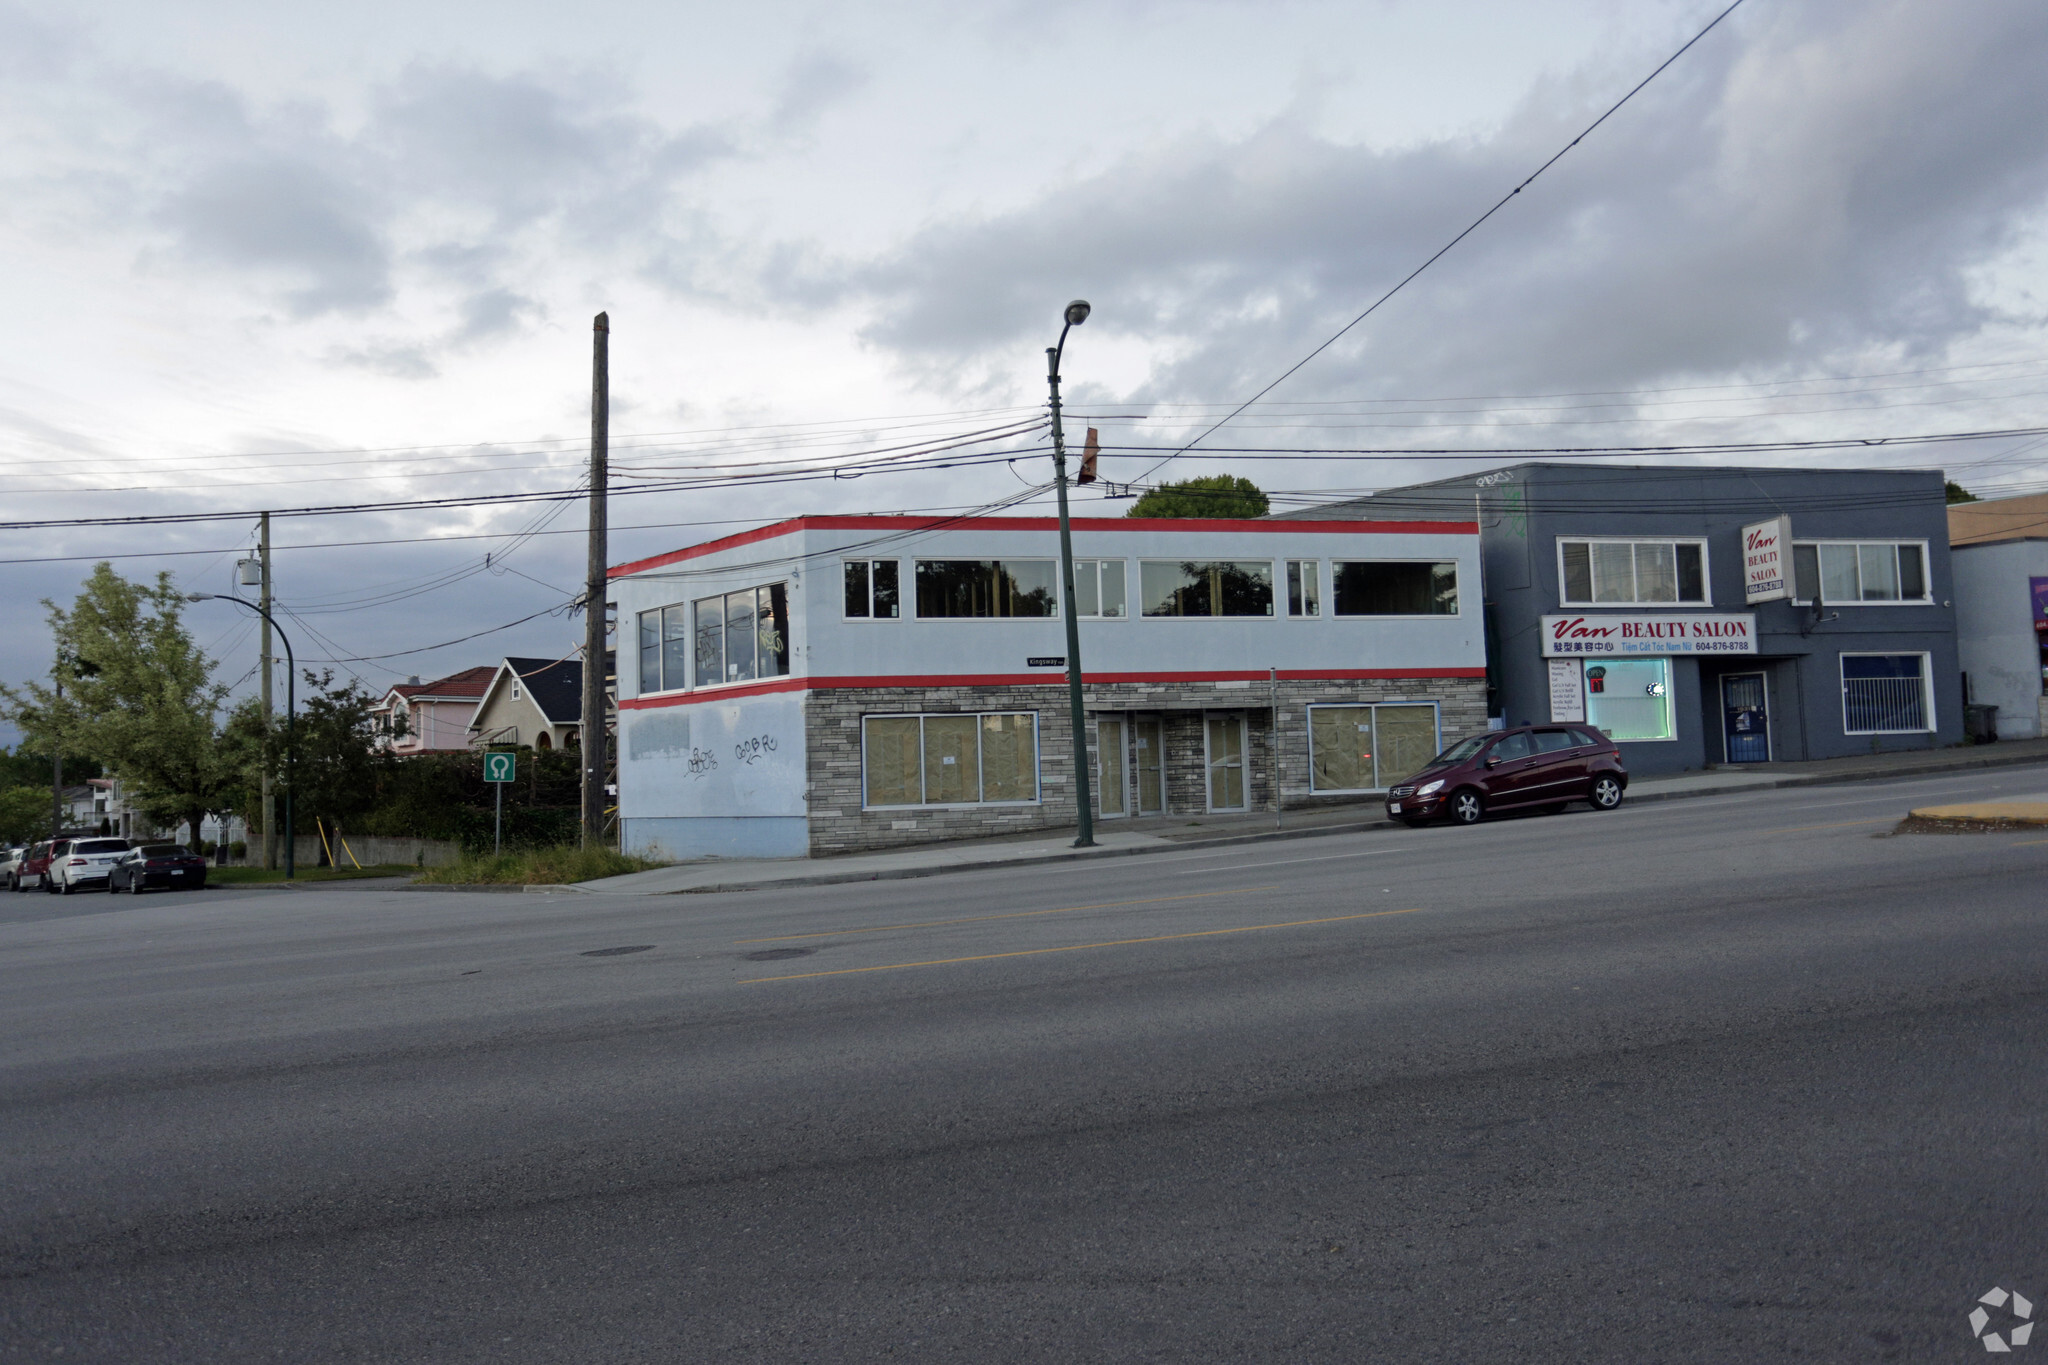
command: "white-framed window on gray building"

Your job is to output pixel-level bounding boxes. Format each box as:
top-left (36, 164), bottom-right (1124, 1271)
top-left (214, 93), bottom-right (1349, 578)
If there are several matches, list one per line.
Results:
top-left (1557, 538), bottom-right (1708, 606)
top-left (913, 560), bottom-right (1058, 618)
top-left (1792, 542), bottom-right (1929, 605)
top-left (1332, 561), bottom-right (1460, 616)
top-left (862, 712), bottom-right (1041, 807)
top-left (1141, 560), bottom-right (1275, 617)
top-left (1308, 702), bottom-right (1441, 791)
top-left (693, 584), bottom-right (791, 686)
top-left (636, 602), bottom-right (693, 694)
top-left (1286, 560), bottom-right (1321, 617)
top-left (843, 560), bottom-right (901, 618)
top-left (1072, 559), bottom-right (1127, 619)
top-left (1842, 653), bottom-right (1932, 734)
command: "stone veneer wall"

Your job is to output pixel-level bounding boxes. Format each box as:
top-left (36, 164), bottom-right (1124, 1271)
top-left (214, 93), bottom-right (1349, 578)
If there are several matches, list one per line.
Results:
top-left (803, 677), bottom-right (1485, 856)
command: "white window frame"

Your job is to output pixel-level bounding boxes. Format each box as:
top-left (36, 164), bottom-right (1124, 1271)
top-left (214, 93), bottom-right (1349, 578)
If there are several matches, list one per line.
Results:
top-left (1137, 559), bottom-right (1277, 619)
top-left (691, 583), bottom-right (793, 689)
top-left (1840, 652), bottom-right (1934, 735)
top-left (1072, 558), bottom-right (1128, 620)
top-left (1285, 559), bottom-right (1322, 619)
top-left (1329, 559), bottom-right (1464, 619)
top-left (910, 558), bottom-right (1062, 621)
top-left (842, 558), bottom-right (902, 620)
top-left (858, 711), bottom-right (1043, 809)
top-left (1792, 540), bottom-right (1933, 606)
top-left (1555, 537), bottom-right (1711, 608)
top-left (636, 603), bottom-right (693, 697)
top-left (1305, 701), bottom-right (1444, 793)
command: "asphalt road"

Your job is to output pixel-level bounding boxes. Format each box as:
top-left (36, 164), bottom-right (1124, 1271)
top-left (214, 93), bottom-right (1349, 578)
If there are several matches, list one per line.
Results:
top-left (3, 766), bottom-right (2046, 1362)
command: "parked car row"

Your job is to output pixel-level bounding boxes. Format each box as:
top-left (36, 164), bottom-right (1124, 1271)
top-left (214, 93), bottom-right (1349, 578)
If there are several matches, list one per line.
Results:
top-left (1385, 723), bottom-right (1629, 826)
top-left (2, 839), bottom-right (208, 893)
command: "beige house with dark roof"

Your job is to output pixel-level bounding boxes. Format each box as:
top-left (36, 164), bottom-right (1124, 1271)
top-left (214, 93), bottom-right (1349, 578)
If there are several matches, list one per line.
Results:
top-left (467, 655), bottom-right (615, 750)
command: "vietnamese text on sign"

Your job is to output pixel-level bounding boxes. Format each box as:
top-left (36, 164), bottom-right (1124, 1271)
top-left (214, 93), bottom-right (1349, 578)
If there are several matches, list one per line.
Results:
top-left (1540, 613), bottom-right (1757, 657)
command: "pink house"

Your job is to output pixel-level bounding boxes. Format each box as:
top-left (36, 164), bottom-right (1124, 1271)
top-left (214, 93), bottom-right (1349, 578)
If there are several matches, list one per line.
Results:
top-left (372, 666), bottom-right (497, 754)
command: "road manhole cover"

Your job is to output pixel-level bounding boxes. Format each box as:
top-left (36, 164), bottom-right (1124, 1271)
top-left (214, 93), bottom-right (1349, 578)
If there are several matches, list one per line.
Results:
top-left (581, 945), bottom-right (655, 957)
top-left (743, 947), bottom-right (815, 961)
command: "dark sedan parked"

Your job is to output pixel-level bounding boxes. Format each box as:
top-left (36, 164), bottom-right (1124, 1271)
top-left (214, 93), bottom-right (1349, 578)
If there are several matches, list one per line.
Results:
top-left (108, 844), bottom-right (209, 893)
top-left (1385, 724), bottom-right (1627, 826)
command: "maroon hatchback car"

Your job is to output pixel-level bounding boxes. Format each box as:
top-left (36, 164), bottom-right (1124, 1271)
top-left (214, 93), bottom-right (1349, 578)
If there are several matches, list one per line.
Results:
top-left (1385, 724), bottom-right (1627, 826)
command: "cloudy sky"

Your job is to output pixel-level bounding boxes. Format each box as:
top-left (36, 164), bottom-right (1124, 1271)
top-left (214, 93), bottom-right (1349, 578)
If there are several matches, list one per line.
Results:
top-left (4, 0), bottom-right (2047, 728)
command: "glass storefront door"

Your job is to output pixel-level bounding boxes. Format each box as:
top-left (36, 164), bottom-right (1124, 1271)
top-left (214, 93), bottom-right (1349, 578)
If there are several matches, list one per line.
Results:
top-left (1133, 720), bottom-right (1164, 814)
top-left (1205, 713), bottom-right (1247, 811)
top-left (1097, 717), bottom-right (1127, 816)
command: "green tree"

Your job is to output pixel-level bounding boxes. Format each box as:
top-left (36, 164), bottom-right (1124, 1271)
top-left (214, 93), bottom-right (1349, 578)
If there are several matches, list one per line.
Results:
top-left (291, 671), bottom-right (390, 860)
top-left (0, 786), bottom-right (51, 845)
top-left (1946, 480), bottom-right (1978, 504)
top-left (1127, 475), bottom-right (1270, 519)
top-left (0, 565), bottom-right (232, 848)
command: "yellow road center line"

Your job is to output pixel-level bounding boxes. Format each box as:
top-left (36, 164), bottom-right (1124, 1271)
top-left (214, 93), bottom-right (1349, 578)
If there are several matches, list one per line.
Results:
top-left (2014, 838), bottom-right (2048, 846)
top-left (733, 885), bottom-right (1278, 944)
top-left (1779, 817), bottom-right (1896, 834)
top-left (740, 907), bottom-right (1426, 983)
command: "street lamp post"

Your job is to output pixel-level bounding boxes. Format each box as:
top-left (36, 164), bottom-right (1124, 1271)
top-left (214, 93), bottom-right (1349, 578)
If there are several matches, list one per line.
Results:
top-left (191, 595), bottom-right (295, 879)
top-left (1047, 299), bottom-right (1096, 849)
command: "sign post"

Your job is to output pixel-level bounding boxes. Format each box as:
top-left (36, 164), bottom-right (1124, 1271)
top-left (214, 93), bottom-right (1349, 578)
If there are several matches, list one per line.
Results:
top-left (484, 750), bottom-right (517, 856)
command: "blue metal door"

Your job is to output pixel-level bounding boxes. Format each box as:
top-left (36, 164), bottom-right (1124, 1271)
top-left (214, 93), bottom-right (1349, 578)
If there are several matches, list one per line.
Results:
top-left (1722, 673), bottom-right (1769, 763)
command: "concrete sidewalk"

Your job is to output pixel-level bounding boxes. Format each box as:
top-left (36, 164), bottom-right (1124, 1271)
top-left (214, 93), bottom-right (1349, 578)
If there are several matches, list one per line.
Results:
top-left (561, 737), bottom-right (2048, 897)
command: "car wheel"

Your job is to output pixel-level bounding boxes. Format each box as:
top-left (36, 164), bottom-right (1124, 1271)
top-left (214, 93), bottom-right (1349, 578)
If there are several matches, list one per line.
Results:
top-left (1449, 789), bottom-right (1485, 825)
top-left (1590, 775), bottom-right (1624, 811)
top-left (58, 876), bottom-right (72, 896)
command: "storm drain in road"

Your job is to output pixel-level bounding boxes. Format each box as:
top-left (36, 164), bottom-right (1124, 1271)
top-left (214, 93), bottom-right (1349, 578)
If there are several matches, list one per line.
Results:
top-left (743, 947), bottom-right (815, 962)
top-left (581, 945), bottom-right (656, 957)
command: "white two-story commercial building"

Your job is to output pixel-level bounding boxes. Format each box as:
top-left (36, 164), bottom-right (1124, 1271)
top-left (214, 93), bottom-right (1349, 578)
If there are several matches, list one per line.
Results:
top-left (609, 514), bottom-right (1485, 860)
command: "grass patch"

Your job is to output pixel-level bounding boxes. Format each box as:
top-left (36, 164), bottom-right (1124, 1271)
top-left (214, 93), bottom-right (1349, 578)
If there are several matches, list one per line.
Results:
top-left (414, 844), bottom-right (666, 886)
top-left (211, 864), bottom-right (419, 884)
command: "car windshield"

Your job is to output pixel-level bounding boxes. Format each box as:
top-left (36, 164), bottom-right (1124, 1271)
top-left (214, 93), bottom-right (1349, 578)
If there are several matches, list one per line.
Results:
top-left (76, 839), bottom-right (130, 854)
top-left (1431, 734), bottom-right (1493, 765)
top-left (141, 845), bottom-right (188, 858)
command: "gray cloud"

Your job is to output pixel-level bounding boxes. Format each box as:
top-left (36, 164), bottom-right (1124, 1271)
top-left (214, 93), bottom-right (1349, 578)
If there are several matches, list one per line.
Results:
top-left (817, 1), bottom-right (2048, 408)
top-left (159, 155), bottom-right (392, 315)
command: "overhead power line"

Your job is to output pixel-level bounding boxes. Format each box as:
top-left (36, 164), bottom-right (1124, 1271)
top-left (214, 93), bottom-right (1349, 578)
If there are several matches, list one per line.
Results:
top-left (1132, 0), bottom-right (1749, 485)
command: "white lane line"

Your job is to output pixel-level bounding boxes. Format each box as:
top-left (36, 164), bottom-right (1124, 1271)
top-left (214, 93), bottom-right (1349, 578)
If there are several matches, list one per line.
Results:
top-left (1172, 849), bottom-right (1407, 874)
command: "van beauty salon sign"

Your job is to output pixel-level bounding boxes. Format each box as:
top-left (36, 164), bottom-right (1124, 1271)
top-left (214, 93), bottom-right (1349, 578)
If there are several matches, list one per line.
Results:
top-left (1541, 613), bottom-right (1758, 656)
top-left (1742, 515), bottom-right (1792, 604)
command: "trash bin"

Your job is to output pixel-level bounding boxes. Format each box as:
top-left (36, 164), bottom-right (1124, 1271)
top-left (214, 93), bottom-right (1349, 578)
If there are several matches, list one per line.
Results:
top-left (1964, 703), bottom-right (2000, 743)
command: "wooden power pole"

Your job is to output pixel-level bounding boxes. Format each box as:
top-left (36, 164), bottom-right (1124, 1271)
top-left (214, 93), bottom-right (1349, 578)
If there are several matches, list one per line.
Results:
top-left (259, 512), bottom-right (275, 868)
top-left (580, 312), bottom-right (609, 846)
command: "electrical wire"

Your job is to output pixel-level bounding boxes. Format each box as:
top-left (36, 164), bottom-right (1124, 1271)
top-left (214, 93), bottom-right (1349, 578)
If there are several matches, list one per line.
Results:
top-left (1130, 0), bottom-right (1749, 485)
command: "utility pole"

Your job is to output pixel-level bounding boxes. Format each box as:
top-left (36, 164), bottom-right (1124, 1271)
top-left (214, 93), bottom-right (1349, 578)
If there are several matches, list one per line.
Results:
top-left (50, 677), bottom-right (61, 840)
top-left (580, 312), bottom-right (609, 846)
top-left (1047, 300), bottom-right (1095, 849)
top-left (259, 512), bottom-right (275, 869)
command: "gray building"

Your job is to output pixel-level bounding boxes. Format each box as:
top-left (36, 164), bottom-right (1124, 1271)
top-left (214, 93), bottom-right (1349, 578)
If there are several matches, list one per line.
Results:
top-left (1292, 464), bottom-right (1961, 776)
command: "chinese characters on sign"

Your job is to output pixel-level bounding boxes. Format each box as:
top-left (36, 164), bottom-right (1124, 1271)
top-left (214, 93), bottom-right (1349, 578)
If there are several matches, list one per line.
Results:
top-left (1742, 515), bottom-right (1792, 604)
top-left (1540, 613), bottom-right (1758, 657)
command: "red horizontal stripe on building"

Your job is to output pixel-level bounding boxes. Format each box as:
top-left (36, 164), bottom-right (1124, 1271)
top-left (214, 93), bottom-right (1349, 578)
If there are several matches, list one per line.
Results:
top-left (617, 667), bottom-right (1486, 710)
top-left (608, 514), bottom-right (1478, 578)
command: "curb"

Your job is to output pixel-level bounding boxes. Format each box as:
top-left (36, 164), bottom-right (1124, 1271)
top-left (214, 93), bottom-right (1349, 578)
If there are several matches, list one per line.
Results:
top-left (398, 749), bottom-right (2048, 898)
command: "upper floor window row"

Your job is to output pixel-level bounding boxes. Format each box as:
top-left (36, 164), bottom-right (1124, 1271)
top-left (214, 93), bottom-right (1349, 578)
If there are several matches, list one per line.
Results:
top-left (844, 557), bottom-right (1458, 620)
top-left (637, 582), bottom-right (790, 694)
top-left (1793, 541), bottom-right (1929, 605)
top-left (1559, 538), bottom-right (1709, 607)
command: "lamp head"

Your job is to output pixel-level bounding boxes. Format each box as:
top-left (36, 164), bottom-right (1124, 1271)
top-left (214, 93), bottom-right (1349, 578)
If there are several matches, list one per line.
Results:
top-left (1064, 299), bottom-right (1091, 327)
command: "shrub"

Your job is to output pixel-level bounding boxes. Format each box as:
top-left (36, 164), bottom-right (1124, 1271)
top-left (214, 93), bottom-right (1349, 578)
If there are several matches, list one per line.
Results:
top-left (414, 843), bottom-right (664, 886)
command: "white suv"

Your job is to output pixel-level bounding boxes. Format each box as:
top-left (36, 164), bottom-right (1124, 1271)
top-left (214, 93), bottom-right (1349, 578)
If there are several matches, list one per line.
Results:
top-left (48, 837), bottom-right (132, 894)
